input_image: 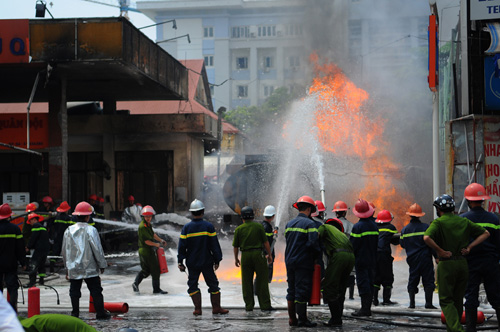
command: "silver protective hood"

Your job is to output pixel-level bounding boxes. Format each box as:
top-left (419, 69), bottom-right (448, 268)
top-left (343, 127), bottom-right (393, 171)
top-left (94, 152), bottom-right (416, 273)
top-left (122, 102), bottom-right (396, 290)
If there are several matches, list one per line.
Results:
top-left (62, 222), bottom-right (107, 279)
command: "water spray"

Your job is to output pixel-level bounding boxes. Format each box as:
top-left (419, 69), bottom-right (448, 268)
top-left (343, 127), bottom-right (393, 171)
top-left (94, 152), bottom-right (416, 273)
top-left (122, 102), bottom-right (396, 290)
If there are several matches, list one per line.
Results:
top-left (320, 189), bottom-right (326, 205)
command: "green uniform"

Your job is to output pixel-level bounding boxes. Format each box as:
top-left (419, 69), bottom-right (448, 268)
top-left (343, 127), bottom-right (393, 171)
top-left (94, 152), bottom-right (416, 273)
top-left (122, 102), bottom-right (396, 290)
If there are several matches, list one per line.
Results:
top-left (318, 224), bottom-right (355, 302)
top-left (233, 220), bottom-right (271, 311)
top-left (425, 213), bottom-right (486, 332)
top-left (138, 220), bottom-right (160, 280)
top-left (20, 313), bottom-right (98, 332)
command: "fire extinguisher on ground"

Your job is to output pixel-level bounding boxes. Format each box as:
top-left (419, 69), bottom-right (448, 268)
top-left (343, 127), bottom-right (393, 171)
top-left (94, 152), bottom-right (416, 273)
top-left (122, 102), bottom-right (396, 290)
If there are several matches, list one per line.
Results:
top-left (157, 247), bottom-right (169, 274)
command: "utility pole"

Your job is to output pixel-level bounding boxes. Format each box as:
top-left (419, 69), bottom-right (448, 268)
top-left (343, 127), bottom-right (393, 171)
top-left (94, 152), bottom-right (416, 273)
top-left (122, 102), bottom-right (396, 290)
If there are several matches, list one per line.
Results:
top-left (216, 107), bottom-right (226, 185)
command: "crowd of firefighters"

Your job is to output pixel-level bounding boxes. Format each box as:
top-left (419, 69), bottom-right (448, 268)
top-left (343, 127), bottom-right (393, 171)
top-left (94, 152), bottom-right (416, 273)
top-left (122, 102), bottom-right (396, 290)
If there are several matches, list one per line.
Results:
top-left (0, 181), bottom-right (499, 332)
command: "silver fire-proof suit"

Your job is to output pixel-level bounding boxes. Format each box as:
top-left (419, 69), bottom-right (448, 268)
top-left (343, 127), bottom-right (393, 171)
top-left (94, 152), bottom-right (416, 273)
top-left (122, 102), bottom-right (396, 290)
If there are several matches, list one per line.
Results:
top-left (62, 222), bottom-right (107, 279)
top-left (122, 205), bottom-right (142, 224)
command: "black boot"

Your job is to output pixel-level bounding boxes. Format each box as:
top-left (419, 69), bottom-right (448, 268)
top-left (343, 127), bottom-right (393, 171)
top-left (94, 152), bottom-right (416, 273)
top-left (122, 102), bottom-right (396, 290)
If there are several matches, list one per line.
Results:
top-left (93, 294), bottom-right (111, 320)
top-left (70, 297), bottom-right (80, 318)
top-left (25, 274), bottom-right (36, 288)
top-left (152, 279), bottom-right (168, 294)
top-left (132, 272), bottom-right (144, 292)
top-left (373, 288), bottom-right (379, 306)
top-left (424, 288), bottom-right (437, 309)
top-left (39, 277), bottom-right (44, 286)
top-left (8, 290), bottom-right (18, 313)
top-left (408, 291), bottom-right (416, 309)
top-left (296, 302), bottom-right (317, 327)
top-left (382, 287), bottom-right (397, 305)
top-left (352, 294), bottom-right (372, 317)
top-left (348, 275), bottom-right (355, 300)
top-left (324, 299), bottom-right (342, 327)
top-left (494, 307), bottom-right (500, 332)
top-left (465, 307), bottom-right (477, 332)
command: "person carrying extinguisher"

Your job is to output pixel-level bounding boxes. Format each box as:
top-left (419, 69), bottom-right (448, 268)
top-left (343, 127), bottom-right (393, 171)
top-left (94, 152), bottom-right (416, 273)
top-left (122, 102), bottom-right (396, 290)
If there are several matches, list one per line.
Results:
top-left (177, 199), bottom-right (229, 316)
top-left (372, 209), bottom-right (400, 306)
top-left (132, 205), bottom-right (167, 295)
top-left (460, 183), bottom-right (500, 332)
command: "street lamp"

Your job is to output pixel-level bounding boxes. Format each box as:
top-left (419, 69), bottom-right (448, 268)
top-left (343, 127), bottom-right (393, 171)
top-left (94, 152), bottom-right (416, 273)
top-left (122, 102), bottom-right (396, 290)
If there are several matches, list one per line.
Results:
top-left (35, 0), bottom-right (54, 18)
top-left (139, 19), bottom-right (177, 30)
top-left (156, 34), bottom-right (191, 44)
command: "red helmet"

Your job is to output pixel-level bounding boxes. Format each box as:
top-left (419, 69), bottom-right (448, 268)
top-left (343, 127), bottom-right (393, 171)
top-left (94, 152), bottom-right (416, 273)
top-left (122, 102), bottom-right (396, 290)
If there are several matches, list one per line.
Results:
top-left (128, 195), bottom-right (135, 201)
top-left (27, 213), bottom-right (43, 223)
top-left (42, 196), bottom-right (53, 203)
top-left (325, 218), bottom-right (344, 233)
top-left (0, 204), bottom-right (13, 220)
top-left (376, 210), bottom-right (393, 223)
top-left (315, 201), bottom-right (326, 212)
top-left (98, 197), bottom-right (104, 203)
top-left (292, 196), bottom-right (317, 213)
top-left (352, 199), bottom-right (374, 218)
top-left (368, 201), bottom-right (376, 209)
top-left (332, 201), bottom-right (348, 212)
top-left (406, 203), bottom-right (425, 217)
top-left (141, 205), bottom-right (156, 216)
top-left (464, 183), bottom-right (491, 201)
top-left (73, 201), bottom-right (94, 216)
top-left (56, 201), bottom-right (71, 213)
top-left (89, 194), bottom-right (98, 201)
top-left (25, 203), bottom-right (37, 213)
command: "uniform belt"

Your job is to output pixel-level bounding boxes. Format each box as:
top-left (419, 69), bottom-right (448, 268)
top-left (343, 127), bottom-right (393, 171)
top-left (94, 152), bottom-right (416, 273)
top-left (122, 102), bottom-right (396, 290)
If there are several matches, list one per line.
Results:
top-left (241, 248), bottom-right (262, 252)
top-left (334, 248), bottom-right (353, 253)
top-left (439, 255), bottom-right (465, 261)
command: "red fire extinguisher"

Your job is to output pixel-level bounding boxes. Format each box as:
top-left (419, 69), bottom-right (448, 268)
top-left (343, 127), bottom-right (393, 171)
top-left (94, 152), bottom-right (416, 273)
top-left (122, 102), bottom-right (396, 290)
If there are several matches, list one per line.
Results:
top-left (440, 311), bottom-right (485, 324)
top-left (309, 264), bottom-right (321, 305)
top-left (157, 247), bottom-right (169, 274)
top-left (28, 287), bottom-right (40, 318)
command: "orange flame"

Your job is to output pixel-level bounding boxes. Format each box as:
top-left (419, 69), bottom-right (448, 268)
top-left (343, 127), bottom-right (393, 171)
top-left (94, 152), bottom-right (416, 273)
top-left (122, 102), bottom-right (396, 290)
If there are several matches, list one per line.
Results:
top-left (217, 253), bottom-right (287, 283)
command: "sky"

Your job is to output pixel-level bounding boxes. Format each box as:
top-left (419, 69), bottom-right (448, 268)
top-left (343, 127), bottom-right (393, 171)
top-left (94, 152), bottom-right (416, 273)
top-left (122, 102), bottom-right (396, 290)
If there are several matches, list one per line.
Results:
top-left (0, 0), bottom-right (156, 40)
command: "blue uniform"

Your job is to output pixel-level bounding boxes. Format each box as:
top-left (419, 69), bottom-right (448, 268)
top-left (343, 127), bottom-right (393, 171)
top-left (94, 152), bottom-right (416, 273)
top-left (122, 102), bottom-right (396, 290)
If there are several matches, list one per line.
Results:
top-left (374, 222), bottom-right (398, 289)
top-left (400, 218), bottom-right (435, 293)
top-left (350, 218), bottom-right (378, 296)
top-left (460, 207), bottom-right (500, 310)
top-left (27, 222), bottom-right (49, 282)
top-left (178, 218), bottom-right (223, 295)
top-left (285, 213), bottom-right (321, 303)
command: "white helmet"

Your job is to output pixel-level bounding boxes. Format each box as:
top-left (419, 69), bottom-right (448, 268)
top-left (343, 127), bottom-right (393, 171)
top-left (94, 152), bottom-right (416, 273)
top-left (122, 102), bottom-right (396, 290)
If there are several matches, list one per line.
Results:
top-left (263, 205), bottom-right (276, 217)
top-left (189, 199), bottom-right (205, 212)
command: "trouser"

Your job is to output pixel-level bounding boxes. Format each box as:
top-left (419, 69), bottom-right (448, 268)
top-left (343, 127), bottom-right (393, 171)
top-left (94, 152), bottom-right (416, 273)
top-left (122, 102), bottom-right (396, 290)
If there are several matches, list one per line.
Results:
top-left (187, 265), bottom-right (220, 295)
top-left (286, 264), bottom-right (314, 303)
top-left (322, 252), bottom-right (355, 303)
top-left (407, 253), bottom-right (435, 293)
top-left (28, 251), bottom-right (47, 280)
top-left (465, 256), bottom-right (500, 309)
top-left (438, 260), bottom-right (468, 332)
top-left (241, 251), bottom-right (271, 310)
top-left (355, 263), bottom-right (375, 297)
top-left (69, 277), bottom-right (104, 300)
top-left (374, 252), bottom-right (394, 288)
top-left (0, 272), bottom-right (19, 311)
top-left (138, 247), bottom-right (160, 281)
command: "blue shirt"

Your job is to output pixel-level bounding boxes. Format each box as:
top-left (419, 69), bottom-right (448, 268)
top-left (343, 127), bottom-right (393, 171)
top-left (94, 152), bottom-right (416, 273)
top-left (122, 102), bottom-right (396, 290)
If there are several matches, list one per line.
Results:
top-left (178, 218), bottom-right (223, 269)
top-left (400, 218), bottom-right (433, 260)
top-left (461, 206), bottom-right (500, 260)
top-left (350, 218), bottom-right (379, 268)
top-left (284, 213), bottom-right (320, 268)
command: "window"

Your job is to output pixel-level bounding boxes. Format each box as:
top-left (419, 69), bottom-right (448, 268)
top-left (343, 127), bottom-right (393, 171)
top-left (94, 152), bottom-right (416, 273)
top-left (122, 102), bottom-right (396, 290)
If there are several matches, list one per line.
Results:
top-left (258, 25), bottom-right (276, 37)
top-left (264, 86), bottom-right (274, 97)
top-left (204, 27), bottom-right (214, 38)
top-left (236, 57), bottom-right (248, 69)
top-left (286, 24), bottom-right (303, 36)
top-left (231, 26), bottom-right (249, 38)
top-left (204, 55), bottom-right (214, 67)
top-left (263, 56), bottom-right (274, 69)
top-left (237, 85), bottom-right (248, 98)
top-left (289, 56), bottom-right (300, 67)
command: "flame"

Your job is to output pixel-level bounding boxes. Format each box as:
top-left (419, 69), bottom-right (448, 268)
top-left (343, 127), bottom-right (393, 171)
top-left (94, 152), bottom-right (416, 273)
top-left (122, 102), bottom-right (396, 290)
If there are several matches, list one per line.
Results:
top-left (217, 253), bottom-right (287, 283)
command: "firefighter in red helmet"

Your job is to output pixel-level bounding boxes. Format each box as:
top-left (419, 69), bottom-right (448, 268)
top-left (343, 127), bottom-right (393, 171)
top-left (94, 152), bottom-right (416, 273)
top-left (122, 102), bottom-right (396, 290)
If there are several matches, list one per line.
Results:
top-left (285, 195), bottom-right (321, 327)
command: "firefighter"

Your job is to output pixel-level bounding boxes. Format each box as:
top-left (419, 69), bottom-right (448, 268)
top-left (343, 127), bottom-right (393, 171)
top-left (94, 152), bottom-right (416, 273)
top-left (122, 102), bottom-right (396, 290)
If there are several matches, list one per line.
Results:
top-left (233, 206), bottom-right (273, 312)
top-left (262, 205), bottom-right (277, 283)
top-left (333, 200), bottom-right (356, 299)
top-left (350, 199), bottom-right (378, 317)
top-left (400, 203), bottom-right (436, 309)
top-left (61, 201), bottom-right (110, 319)
top-left (312, 200), bottom-right (326, 222)
top-left (89, 194), bottom-right (104, 219)
top-left (285, 195), bottom-right (321, 327)
top-left (25, 213), bottom-right (50, 288)
top-left (132, 205), bottom-right (167, 295)
top-left (122, 195), bottom-right (141, 224)
top-left (38, 196), bottom-right (56, 228)
top-left (319, 217), bottom-right (355, 327)
top-left (52, 201), bottom-right (73, 256)
top-left (460, 183), bottom-right (500, 332)
top-left (22, 202), bottom-right (38, 247)
top-left (372, 209), bottom-right (399, 306)
top-left (424, 194), bottom-right (490, 332)
top-left (0, 203), bottom-right (26, 312)
top-left (177, 199), bottom-right (228, 315)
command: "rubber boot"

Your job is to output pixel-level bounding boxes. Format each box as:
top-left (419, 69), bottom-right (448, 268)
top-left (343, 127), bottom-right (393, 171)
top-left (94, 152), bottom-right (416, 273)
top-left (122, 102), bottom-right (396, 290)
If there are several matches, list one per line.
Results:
top-left (348, 275), bottom-right (355, 300)
top-left (38, 277), bottom-right (44, 286)
top-left (132, 272), bottom-right (143, 292)
top-left (70, 297), bottom-right (80, 318)
top-left (191, 292), bottom-right (202, 316)
top-left (424, 288), bottom-right (437, 309)
top-left (465, 307), bottom-right (477, 332)
top-left (372, 288), bottom-right (379, 306)
top-left (296, 302), bottom-right (317, 327)
top-left (8, 290), bottom-right (18, 313)
top-left (287, 300), bottom-right (298, 326)
top-left (382, 287), bottom-right (397, 305)
top-left (152, 279), bottom-right (168, 294)
top-left (408, 291), bottom-right (416, 309)
top-left (494, 307), bottom-right (500, 331)
top-left (93, 295), bottom-right (111, 320)
top-left (324, 299), bottom-right (342, 327)
top-left (25, 274), bottom-right (36, 288)
top-left (210, 292), bottom-right (229, 314)
top-left (352, 294), bottom-right (372, 317)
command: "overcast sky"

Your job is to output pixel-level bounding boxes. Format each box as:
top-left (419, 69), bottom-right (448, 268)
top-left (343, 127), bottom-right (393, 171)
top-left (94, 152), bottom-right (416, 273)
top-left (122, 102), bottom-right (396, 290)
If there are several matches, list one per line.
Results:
top-left (0, 0), bottom-right (156, 40)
